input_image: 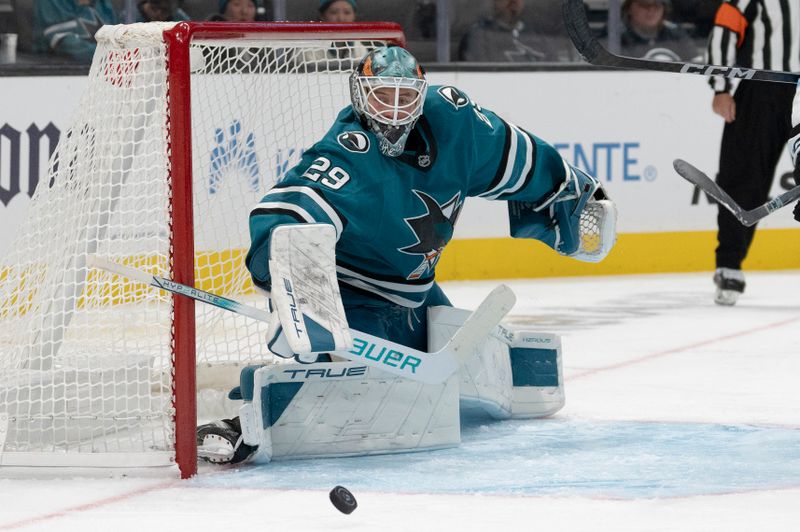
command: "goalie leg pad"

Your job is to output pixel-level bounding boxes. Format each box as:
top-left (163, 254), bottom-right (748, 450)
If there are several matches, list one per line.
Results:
top-left (504, 328), bottom-right (565, 418)
top-left (429, 306), bottom-right (513, 419)
top-left (428, 306), bottom-right (565, 420)
top-left (239, 361), bottom-right (460, 462)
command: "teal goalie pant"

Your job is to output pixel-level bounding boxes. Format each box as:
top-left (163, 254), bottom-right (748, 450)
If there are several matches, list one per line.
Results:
top-left (340, 283), bottom-right (451, 352)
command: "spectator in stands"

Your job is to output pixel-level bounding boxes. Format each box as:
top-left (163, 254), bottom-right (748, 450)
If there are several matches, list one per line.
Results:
top-left (125, 0), bottom-right (190, 23)
top-left (458, 0), bottom-right (560, 62)
top-left (34, 0), bottom-right (118, 63)
top-left (319, 0), bottom-right (356, 22)
top-left (208, 0), bottom-right (257, 21)
top-left (412, 0), bottom-right (436, 40)
top-left (618, 0), bottom-right (700, 61)
top-left (293, 0), bottom-right (366, 65)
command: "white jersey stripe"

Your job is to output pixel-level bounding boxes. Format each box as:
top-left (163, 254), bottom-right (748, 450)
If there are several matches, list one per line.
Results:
top-left (250, 201), bottom-right (316, 224)
top-left (483, 122), bottom-right (534, 199)
top-left (339, 278), bottom-right (423, 308)
top-left (479, 119), bottom-right (519, 198)
top-left (263, 185), bottom-right (344, 237)
top-left (336, 265), bottom-right (434, 293)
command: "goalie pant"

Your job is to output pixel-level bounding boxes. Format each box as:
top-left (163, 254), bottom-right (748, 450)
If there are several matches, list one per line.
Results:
top-left (233, 304), bottom-right (565, 462)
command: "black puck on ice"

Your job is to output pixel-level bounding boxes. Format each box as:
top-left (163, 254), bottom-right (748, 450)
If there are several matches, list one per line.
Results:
top-left (329, 485), bottom-right (357, 514)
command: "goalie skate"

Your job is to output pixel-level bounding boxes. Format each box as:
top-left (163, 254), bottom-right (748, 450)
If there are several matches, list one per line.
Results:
top-left (196, 418), bottom-right (258, 465)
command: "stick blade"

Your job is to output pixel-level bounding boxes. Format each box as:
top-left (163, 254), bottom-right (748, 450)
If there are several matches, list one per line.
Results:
top-left (673, 158), bottom-right (753, 225)
top-left (449, 284), bottom-right (516, 360)
top-left (673, 159), bottom-right (715, 189)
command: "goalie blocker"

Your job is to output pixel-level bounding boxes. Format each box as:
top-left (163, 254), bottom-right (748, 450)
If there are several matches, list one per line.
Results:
top-left (229, 297), bottom-right (564, 463)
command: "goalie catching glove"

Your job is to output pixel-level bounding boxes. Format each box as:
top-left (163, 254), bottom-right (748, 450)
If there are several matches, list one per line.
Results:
top-left (508, 162), bottom-right (617, 262)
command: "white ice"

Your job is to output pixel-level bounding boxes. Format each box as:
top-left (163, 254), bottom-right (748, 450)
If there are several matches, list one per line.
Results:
top-left (1, 271), bottom-right (799, 531)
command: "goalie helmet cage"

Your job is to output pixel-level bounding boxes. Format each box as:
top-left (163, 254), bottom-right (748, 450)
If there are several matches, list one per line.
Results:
top-left (0, 21), bottom-right (404, 479)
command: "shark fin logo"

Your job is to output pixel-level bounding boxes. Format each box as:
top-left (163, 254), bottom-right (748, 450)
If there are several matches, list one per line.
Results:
top-left (400, 191), bottom-right (463, 280)
top-left (437, 86), bottom-right (469, 110)
top-left (337, 131), bottom-right (370, 153)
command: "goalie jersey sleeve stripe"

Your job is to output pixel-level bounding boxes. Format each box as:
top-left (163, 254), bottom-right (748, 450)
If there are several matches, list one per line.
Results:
top-left (483, 120), bottom-right (513, 193)
top-left (250, 186), bottom-right (345, 237)
top-left (479, 120), bottom-right (538, 200)
top-left (251, 202), bottom-right (315, 223)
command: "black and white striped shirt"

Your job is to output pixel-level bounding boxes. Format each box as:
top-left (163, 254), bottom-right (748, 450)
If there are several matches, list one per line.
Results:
top-left (707, 0), bottom-right (800, 92)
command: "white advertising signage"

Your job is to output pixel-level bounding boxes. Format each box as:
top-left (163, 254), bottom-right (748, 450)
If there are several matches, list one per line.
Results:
top-left (428, 70), bottom-right (796, 238)
top-left (1, 70), bottom-right (796, 257)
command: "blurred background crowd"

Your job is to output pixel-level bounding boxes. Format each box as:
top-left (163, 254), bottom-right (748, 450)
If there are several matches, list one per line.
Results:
top-left (0, 0), bottom-right (721, 67)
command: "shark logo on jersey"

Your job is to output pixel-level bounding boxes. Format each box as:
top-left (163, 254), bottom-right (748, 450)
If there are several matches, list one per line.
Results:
top-left (438, 86), bottom-right (469, 110)
top-left (43, 10), bottom-right (105, 48)
top-left (337, 131), bottom-right (370, 153)
top-left (400, 191), bottom-right (464, 280)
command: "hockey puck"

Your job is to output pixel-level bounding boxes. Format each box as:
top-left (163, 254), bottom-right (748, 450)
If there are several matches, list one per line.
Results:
top-left (329, 485), bottom-right (357, 514)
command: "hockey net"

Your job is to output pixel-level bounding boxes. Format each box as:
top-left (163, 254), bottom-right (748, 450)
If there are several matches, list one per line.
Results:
top-left (0, 22), bottom-right (404, 477)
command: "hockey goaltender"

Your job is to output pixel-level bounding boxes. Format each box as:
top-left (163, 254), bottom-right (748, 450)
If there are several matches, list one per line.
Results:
top-left (196, 45), bottom-right (617, 465)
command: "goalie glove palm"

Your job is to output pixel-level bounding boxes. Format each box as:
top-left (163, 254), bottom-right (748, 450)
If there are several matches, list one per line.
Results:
top-left (509, 164), bottom-right (617, 262)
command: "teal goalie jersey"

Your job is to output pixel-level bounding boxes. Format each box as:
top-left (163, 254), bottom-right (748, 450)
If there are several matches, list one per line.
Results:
top-left (247, 85), bottom-right (568, 307)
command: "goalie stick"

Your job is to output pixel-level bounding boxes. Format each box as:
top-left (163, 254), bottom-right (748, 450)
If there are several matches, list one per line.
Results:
top-left (673, 159), bottom-right (800, 226)
top-left (562, 0), bottom-right (800, 84)
top-left (87, 256), bottom-right (516, 385)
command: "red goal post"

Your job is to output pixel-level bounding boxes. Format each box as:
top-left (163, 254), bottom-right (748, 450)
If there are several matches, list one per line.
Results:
top-left (0, 22), bottom-right (404, 479)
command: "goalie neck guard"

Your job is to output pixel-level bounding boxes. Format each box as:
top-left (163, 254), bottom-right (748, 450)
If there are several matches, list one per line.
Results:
top-left (349, 46), bottom-right (428, 157)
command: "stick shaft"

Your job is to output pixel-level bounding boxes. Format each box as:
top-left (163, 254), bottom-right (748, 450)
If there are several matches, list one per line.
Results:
top-left (88, 256), bottom-right (513, 384)
top-left (673, 159), bottom-right (800, 226)
top-left (563, 0), bottom-right (800, 84)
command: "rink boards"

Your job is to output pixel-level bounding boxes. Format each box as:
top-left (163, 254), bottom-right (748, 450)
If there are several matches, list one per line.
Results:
top-left (1, 71), bottom-right (798, 282)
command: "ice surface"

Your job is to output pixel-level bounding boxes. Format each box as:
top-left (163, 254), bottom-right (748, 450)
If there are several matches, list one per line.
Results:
top-left (1, 271), bottom-right (798, 531)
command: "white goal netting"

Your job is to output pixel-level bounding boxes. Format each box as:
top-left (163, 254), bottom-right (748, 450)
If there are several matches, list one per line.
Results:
top-left (0, 22), bottom-right (399, 473)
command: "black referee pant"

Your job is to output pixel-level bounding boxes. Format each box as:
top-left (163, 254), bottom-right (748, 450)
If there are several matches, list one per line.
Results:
top-left (715, 80), bottom-right (795, 270)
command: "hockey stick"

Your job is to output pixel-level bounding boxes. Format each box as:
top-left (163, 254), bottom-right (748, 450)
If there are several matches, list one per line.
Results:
top-left (562, 0), bottom-right (800, 84)
top-left (87, 256), bottom-right (515, 385)
top-left (673, 159), bottom-right (800, 226)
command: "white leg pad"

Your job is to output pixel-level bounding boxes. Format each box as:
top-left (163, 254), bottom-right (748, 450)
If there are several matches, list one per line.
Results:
top-left (429, 306), bottom-right (513, 419)
top-left (239, 362), bottom-right (460, 462)
top-left (503, 327), bottom-right (565, 418)
top-left (428, 306), bottom-right (565, 420)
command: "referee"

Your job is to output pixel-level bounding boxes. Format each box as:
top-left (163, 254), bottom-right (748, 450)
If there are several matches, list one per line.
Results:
top-left (706, 0), bottom-right (799, 305)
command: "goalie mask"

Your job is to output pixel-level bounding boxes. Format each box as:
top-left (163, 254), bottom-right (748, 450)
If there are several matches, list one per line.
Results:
top-left (350, 46), bottom-right (428, 157)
